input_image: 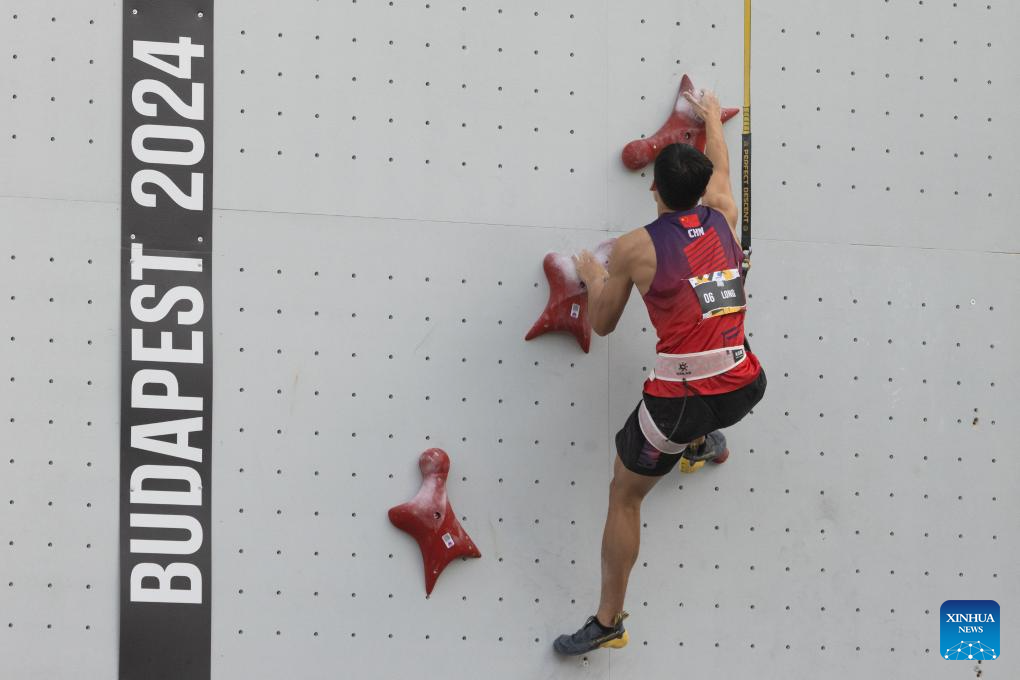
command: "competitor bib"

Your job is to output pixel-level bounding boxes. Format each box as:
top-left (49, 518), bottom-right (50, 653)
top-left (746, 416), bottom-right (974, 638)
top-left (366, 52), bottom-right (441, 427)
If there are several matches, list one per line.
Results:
top-left (689, 268), bottom-right (746, 319)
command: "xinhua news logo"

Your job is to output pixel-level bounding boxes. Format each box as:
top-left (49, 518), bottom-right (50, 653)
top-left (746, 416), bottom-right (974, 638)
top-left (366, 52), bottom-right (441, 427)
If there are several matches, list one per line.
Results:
top-left (941, 600), bottom-right (999, 660)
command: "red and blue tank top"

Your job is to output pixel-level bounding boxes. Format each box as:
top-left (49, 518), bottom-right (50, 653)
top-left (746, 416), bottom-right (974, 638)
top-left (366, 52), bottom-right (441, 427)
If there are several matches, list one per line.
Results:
top-left (641, 205), bottom-right (761, 397)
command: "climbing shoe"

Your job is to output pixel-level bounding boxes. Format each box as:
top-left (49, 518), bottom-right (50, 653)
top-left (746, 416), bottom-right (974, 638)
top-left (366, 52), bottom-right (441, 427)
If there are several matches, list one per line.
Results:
top-left (679, 430), bottom-right (729, 473)
top-left (553, 612), bottom-right (629, 655)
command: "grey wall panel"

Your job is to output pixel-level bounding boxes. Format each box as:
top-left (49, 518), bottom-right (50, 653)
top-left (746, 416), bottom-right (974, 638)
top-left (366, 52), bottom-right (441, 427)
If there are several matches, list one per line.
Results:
top-left (203, 209), bottom-right (1018, 679)
top-left (213, 1), bottom-right (611, 230)
top-left (1, 7), bottom-right (120, 203)
top-left (0, 196), bottom-right (119, 679)
top-left (751, 2), bottom-right (1018, 253)
top-left (210, 210), bottom-right (615, 680)
top-left (608, 237), bottom-right (1016, 677)
top-left (606, 0), bottom-right (746, 231)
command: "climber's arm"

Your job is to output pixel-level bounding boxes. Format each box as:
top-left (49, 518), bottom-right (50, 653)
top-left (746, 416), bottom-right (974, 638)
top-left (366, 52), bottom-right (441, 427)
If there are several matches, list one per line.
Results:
top-left (685, 90), bottom-right (740, 242)
top-left (575, 235), bottom-right (635, 337)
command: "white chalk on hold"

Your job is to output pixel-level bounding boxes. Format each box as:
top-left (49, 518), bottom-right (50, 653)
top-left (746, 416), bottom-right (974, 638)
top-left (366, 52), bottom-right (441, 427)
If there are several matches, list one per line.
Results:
top-left (545, 238), bottom-right (617, 297)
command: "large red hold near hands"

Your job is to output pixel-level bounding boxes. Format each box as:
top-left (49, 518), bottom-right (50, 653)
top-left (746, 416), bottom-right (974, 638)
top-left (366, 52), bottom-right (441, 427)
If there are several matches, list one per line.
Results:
top-left (388, 448), bottom-right (481, 597)
top-left (622, 74), bottom-right (739, 170)
top-left (525, 239), bottom-right (615, 353)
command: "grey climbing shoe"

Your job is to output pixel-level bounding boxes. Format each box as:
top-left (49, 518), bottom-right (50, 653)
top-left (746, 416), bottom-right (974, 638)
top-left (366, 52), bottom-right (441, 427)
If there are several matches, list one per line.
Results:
top-left (680, 430), bottom-right (729, 473)
top-left (553, 612), bottom-right (629, 655)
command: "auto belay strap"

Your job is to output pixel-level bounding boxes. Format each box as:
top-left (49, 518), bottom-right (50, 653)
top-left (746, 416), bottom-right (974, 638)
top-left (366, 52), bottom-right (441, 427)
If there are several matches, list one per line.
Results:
top-left (741, 0), bottom-right (753, 259)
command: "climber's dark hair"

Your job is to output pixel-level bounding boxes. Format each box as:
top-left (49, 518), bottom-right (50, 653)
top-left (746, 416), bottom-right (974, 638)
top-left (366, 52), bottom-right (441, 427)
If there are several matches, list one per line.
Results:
top-left (653, 143), bottom-right (714, 210)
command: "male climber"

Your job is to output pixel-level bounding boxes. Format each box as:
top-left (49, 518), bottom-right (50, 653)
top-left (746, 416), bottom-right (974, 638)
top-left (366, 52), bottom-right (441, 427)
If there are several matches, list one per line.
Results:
top-left (553, 91), bottom-right (766, 655)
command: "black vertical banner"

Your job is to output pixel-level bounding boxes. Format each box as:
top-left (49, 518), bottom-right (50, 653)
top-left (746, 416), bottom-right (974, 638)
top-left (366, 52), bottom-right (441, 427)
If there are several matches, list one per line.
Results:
top-left (121, 3), bottom-right (213, 679)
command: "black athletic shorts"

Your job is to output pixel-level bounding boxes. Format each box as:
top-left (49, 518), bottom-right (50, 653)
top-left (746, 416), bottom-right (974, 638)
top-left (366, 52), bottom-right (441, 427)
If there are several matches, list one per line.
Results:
top-left (615, 369), bottom-right (767, 477)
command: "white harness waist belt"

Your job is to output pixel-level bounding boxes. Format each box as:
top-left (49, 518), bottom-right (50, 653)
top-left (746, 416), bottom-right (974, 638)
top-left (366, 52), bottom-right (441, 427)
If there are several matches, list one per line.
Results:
top-left (637, 400), bottom-right (688, 454)
top-left (651, 345), bottom-right (747, 382)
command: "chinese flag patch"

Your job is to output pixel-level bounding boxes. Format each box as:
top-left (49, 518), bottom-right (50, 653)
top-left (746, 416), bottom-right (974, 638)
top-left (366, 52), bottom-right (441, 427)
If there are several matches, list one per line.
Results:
top-left (679, 213), bottom-right (701, 228)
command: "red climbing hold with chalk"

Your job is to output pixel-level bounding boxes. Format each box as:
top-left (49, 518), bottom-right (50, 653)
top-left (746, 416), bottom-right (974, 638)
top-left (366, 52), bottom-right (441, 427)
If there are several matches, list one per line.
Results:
top-left (388, 448), bottom-right (481, 597)
top-left (525, 239), bottom-right (615, 353)
top-left (621, 74), bottom-right (739, 170)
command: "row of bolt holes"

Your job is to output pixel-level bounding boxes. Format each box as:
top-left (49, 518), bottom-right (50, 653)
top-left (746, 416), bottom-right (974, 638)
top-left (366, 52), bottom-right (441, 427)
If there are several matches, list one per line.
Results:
top-left (781, 183), bottom-right (997, 198)
top-left (231, 511), bottom-right (1001, 534)
top-left (235, 269), bottom-right (996, 315)
top-left (225, 388), bottom-right (994, 427)
top-left (228, 412), bottom-right (995, 437)
top-left (1, 259), bottom-right (1003, 317)
top-left (10, 491), bottom-right (998, 527)
top-left (782, 68), bottom-right (995, 79)
top-left (5, 264), bottom-right (999, 324)
top-left (784, 143), bottom-right (996, 161)
top-left (4, 540), bottom-right (90, 549)
top-left (229, 420), bottom-right (998, 446)
top-left (235, 66), bottom-right (577, 94)
top-left (9, 8), bottom-right (1000, 39)
top-left (4, 383), bottom-right (993, 429)
top-left (2, 269), bottom-right (997, 320)
top-left (221, 631), bottom-right (972, 655)
top-left (233, 469), bottom-right (1001, 508)
top-left (5, 623), bottom-right (94, 631)
top-left (4, 4), bottom-right (999, 27)
top-left (226, 386), bottom-right (992, 424)
top-left (236, 148), bottom-right (579, 170)
top-left (6, 437), bottom-right (997, 469)
top-left (222, 547), bottom-right (998, 579)
top-left (236, 272), bottom-right (512, 327)
top-left (0, 613), bottom-right (984, 653)
top-left (239, 110), bottom-right (579, 139)
top-left (4, 363), bottom-right (989, 422)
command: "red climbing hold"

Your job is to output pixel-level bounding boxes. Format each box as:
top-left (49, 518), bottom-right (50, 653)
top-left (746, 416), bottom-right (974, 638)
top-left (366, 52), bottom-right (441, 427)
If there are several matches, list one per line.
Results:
top-left (388, 448), bottom-right (481, 597)
top-left (525, 239), bottom-right (615, 353)
top-left (621, 74), bottom-right (739, 170)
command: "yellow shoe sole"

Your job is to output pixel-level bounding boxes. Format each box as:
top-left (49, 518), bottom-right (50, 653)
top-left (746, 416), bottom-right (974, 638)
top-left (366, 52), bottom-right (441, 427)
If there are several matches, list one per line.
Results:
top-left (679, 458), bottom-right (706, 474)
top-left (600, 631), bottom-right (629, 649)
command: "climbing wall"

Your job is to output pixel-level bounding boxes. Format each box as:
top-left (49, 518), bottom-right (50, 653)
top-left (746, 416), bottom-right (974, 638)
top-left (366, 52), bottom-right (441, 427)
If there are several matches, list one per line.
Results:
top-left (1, 1), bottom-right (1017, 679)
